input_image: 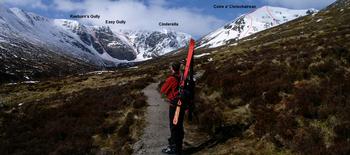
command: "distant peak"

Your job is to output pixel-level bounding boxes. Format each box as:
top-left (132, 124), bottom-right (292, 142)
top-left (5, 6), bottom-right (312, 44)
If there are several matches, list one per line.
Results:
top-left (9, 7), bottom-right (23, 12)
top-left (9, 7), bottom-right (25, 15)
top-left (254, 5), bottom-right (318, 11)
top-left (9, 7), bottom-right (48, 23)
top-left (162, 28), bottom-right (168, 34)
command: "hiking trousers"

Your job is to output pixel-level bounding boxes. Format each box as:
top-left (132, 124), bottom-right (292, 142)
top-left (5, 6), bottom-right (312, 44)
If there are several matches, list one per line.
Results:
top-left (169, 101), bottom-right (185, 155)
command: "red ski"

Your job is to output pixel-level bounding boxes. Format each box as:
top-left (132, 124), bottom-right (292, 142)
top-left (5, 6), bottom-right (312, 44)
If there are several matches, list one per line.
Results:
top-left (173, 39), bottom-right (195, 125)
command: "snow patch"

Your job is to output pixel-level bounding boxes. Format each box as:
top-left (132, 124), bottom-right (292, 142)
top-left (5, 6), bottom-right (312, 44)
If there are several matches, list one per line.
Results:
top-left (5, 82), bottom-right (18, 86)
top-left (9, 8), bottom-right (31, 24)
top-left (194, 53), bottom-right (211, 58)
top-left (107, 41), bottom-right (122, 47)
top-left (0, 44), bottom-right (7, 50)
top-left (229, 43), bottom-right (238, 46)
top-left (86, 70), bottom-right (117, 75)
top-left (128, 66), bottom-right (139, 69)
top-left (23, 81), bottom-right (40, 84)
top-left (5, 81), bottom-right (40, 85)
top-left (0, 37), bottom-right (9, 43)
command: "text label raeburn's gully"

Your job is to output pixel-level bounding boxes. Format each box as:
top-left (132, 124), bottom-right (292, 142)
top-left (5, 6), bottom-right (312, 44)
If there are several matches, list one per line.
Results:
top-left (70, 14), bottom-right (101, 19)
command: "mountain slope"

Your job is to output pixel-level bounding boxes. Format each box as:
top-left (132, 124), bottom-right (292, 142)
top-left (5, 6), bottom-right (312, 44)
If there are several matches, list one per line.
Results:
top-left (198, 6), bottom-right (317, 48)
top-left (122, 30), bottom-right (191, 60)
top-left (0, 7), bottom-right (120, 65)
top-left (0, 6), bottom-right (190, 83)
top-left (186, 0), bottom-right (350, 154)
top-left (1, 7), bottom-right (191, 63)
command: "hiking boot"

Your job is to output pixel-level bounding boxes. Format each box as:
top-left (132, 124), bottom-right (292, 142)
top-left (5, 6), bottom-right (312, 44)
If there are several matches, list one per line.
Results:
top-left (161, 145), bottom-right (176, 154)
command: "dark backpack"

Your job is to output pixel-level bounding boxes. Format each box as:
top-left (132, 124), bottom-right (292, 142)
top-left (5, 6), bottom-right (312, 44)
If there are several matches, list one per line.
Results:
top-left (174, 74), bottom-right (195, 121)
top-left (174, 60), bottom-right (196, 121)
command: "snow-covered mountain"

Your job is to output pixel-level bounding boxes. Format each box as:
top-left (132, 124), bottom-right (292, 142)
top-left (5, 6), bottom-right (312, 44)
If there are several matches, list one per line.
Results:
top-left (0, 6), bottom-right (190, 82)
top-left (53, 19), bottom-right (138, 62)
top-left (122, 30), bottom-right (191, 60)
top-left (198, 6), bottom-right (318, 48)
top-left (0, 6), bottom-right (191, 65)
top-left (0, 7), bottom-right (111, 66)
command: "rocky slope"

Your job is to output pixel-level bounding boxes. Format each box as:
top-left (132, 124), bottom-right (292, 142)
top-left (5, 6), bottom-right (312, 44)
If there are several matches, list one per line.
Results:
top-left (122, 30), bottom-right (191, 60)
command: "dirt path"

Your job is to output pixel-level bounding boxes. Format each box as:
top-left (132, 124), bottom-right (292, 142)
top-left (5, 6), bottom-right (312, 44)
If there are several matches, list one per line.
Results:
top-left (133, 82), bottom-right (170, 155)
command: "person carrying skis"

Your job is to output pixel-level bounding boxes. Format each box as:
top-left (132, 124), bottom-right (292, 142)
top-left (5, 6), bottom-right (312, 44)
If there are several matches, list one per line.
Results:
top-left (160, 61), bottom-right (185, 154)
top-left (160, 39), bottom-right (196, 155)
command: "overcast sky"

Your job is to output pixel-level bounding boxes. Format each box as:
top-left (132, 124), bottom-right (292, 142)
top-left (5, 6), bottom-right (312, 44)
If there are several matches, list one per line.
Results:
top-left (0, 0), bottom-right (336, 38)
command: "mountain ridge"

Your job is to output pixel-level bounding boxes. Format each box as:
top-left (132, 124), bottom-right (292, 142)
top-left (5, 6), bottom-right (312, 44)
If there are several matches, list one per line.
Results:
top-left (197, 6), bottom-right (318, 48)
top-left (0, 6), bottom-right (191, 63)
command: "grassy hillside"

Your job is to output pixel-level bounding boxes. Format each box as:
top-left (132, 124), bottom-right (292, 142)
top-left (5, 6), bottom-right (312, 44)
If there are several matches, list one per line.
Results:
top-left (0, 46), bottom-right (182, 154)
top-left (0, 67), bottom-right (157, 154)
top-left (188, 0), bottom-right (350, 154)
top-left (0, 38), bottom-right (102, 83)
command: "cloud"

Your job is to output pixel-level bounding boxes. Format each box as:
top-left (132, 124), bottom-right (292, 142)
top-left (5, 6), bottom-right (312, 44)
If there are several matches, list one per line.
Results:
top-left (148, 0), bottom-right (167, 6)
top-left (53, 0), bottom-right (225, 37)
top-left (0, 0), bottom-right (48, 10)
top-left (1, 0), bottom-right (225, 37)
top-left (53, 0), bottom-right (83, 12)
top-left (264, 0), bottom-right (336, 9)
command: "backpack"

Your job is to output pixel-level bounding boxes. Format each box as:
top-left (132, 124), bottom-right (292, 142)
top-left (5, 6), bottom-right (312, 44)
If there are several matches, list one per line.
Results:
top-left (176, 72), bottom-right (195, 121)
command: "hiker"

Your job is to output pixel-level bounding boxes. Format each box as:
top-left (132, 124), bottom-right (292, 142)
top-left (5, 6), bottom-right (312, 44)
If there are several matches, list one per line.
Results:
top-left (160, 61), bottom-right (186, 155)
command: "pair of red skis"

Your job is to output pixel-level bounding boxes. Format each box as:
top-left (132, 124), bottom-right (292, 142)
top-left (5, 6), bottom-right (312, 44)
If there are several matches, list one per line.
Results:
top-left (173, 39), bottom-right (195, 125)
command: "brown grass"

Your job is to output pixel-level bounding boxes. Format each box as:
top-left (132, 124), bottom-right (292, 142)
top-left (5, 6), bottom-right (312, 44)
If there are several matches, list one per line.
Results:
top-left (0, 68), bottom-right (154, 154)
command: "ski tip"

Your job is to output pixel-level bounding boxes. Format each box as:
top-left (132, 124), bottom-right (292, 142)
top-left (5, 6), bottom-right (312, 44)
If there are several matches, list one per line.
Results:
top-left (189, 38), bottom-right (195, 45)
